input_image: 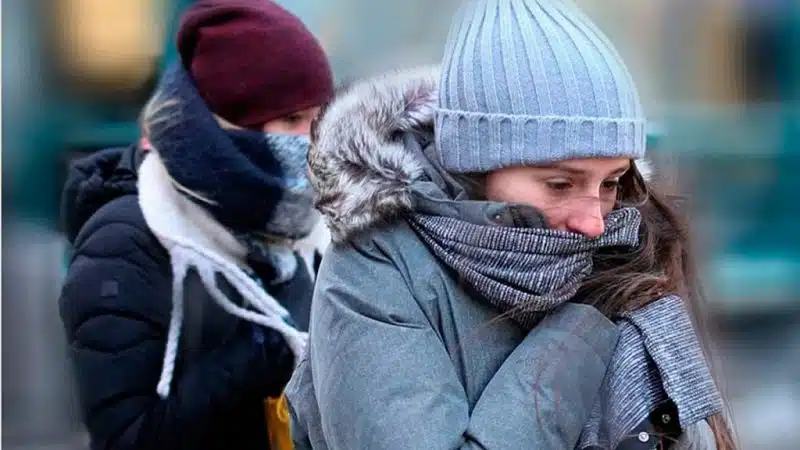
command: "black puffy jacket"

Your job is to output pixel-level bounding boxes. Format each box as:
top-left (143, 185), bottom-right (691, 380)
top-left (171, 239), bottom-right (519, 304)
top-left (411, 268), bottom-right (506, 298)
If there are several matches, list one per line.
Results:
top-left (58, 145), bottom-right (314, 450)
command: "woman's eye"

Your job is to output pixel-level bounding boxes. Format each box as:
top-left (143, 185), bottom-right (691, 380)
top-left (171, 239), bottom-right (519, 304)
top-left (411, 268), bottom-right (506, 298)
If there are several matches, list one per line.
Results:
top-left (546, 181), bottom-right (572, 191)
top-left (284, 115), bottom-right (303, 125)
top-left (601, 180), bottom-right (620, 190)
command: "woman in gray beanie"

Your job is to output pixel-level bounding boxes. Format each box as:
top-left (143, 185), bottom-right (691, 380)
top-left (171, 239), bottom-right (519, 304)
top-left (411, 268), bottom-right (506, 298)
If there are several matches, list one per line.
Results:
top-left (286, 0), bottom-right (736, 448)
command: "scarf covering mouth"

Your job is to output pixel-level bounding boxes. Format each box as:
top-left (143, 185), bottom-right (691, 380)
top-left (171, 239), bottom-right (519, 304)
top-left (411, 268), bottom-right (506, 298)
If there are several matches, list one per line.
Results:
top-left (409, 207), bottom-right (642, 328)
top-left (144, 63), bottom-right (318, 241)
top-left (146, 62), bottom-right (319, 286)
top-left (408, 195), bottom-right (723, 449)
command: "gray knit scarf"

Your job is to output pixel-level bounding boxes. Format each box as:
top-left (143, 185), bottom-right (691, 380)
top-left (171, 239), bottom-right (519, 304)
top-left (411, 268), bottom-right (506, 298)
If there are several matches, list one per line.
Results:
top-left (409, 209), bottom-right (723, 447)
top-left (409, 208), bottom-right (641, 327)
top-left (406, 172), bottom-right (723, 449)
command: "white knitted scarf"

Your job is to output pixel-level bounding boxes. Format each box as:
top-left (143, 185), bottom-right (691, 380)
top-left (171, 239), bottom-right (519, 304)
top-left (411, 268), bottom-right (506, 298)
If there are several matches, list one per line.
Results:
top-left (137, 152), bottom-right (308, 398)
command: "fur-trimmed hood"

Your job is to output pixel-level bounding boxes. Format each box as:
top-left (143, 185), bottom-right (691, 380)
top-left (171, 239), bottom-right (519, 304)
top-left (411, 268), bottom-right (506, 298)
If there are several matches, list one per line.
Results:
top-left (308, 66), bottom-right (438, 243)
top-left (308, 66), bottom-right (653, 244)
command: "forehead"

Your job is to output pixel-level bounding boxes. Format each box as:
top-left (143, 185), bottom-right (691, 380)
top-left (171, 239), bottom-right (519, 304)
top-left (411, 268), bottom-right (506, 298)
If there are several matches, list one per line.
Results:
top-left (292, 106), bottom-right (321, 117)
top-left (536, 157), bottom-right (631, 175)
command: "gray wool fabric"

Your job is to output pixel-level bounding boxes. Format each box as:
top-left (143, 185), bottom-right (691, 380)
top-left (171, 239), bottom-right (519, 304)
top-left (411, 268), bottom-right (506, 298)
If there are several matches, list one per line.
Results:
top-left (405, 142), bottom-right (724, 448)
top-left (407, 206), bottom-right (724, 448)
top-left (408, 207), bottom-right (642, 327)
top-left (435, 0), bottom-right (647, 172)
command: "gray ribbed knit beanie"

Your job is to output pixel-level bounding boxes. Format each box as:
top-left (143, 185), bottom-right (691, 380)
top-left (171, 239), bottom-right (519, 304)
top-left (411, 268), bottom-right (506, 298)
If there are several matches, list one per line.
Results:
top-left (435, 0), bottom-right (646, 173)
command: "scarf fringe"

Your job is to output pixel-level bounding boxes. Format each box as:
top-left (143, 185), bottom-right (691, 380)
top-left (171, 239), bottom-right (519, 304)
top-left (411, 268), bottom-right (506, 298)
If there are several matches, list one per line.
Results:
top-left (155, 241), bottom-right (308, 398)
top-left (156, 250), bottom-right (189, 398)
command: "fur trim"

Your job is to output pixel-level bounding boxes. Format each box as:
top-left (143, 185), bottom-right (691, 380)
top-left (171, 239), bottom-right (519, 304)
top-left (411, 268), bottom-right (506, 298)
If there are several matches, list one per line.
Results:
top-left (309, 66), bottom-right (654, 243)
top-left (309, 66), bottom-right (438, 243)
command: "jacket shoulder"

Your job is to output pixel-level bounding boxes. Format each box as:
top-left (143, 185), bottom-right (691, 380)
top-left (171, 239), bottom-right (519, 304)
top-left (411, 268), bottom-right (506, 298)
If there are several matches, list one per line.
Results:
top-left (318, 220), bottom-right (454, 319)
top-left (71, 194), bottom-right (167, 263)
top-left (61, 193), bottom-right (171, 331)
top-left (323, 220), bottom-right (434, 278)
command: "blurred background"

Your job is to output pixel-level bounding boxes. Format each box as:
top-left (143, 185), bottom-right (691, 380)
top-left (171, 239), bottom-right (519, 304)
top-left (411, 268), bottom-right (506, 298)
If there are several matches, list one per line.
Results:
top-left (3, 0), bottom-right (799, 448)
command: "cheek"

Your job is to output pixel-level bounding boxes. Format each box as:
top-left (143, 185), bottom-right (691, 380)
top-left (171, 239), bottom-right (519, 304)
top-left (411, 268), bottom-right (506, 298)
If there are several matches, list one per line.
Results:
top-left (601, 198), bottom-right (616, 217)
top-left (484, 173), bottom-right (563, 221)
top-left (262, 121), bottom-right (284, 134)
top-left (295, 118), bottom-right (314, 136)
top-left (284, 119), bottom-right (314, 137)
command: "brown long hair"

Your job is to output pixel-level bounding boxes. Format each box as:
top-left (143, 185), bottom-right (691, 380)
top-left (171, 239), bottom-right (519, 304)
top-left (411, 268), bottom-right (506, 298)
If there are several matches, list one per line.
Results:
top-left (455, 161), bottom-right (737, 449)
top-left (580, 161), bottom-right (695, 315)
top-left (586, 162), bottom-right (737, 449)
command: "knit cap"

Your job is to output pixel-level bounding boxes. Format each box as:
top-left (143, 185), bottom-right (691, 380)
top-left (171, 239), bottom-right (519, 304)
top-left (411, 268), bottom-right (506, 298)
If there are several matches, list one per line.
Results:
top-left (177, 0), bottom-right (333, 130)
top-left (435, 0), bottom-right (646, 173)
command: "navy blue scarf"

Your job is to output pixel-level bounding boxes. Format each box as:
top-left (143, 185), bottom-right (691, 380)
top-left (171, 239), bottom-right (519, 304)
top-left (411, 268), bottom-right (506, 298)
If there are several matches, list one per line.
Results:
top-left (144, 64), bottom-right (317, 241)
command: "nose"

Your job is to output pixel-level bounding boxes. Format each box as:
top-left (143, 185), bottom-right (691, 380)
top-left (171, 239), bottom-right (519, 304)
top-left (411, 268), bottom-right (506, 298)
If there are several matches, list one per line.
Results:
top-left (565, 203), bottom-right (605, 238)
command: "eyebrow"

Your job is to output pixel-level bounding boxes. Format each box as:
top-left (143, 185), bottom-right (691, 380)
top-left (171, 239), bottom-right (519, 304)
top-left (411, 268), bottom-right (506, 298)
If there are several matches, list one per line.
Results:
top-left (541, 164), bottom-right (630, 176)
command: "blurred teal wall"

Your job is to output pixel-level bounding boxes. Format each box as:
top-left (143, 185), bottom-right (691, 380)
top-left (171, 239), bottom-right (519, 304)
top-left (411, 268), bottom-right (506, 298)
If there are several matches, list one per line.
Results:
top-left (5, 0), bottom-right (800, 314)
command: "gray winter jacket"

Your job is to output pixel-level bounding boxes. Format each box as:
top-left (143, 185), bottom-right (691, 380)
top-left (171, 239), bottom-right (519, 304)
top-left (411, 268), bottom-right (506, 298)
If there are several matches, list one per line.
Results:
top-left (286, 67), bottom-right (717, 450)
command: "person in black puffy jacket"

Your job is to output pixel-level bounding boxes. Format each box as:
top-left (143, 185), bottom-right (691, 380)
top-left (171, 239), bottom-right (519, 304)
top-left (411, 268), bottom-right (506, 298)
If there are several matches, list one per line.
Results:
top-left (57, 1), bottom-right (333, 449)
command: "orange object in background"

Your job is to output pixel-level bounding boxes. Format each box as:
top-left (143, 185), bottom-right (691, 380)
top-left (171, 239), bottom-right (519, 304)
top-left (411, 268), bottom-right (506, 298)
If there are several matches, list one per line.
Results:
top-left (52, 0), bottom-right (166, 94)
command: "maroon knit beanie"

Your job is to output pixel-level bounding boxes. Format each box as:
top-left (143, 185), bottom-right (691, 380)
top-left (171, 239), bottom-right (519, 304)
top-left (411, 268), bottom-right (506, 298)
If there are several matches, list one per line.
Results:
top-left (176, 0), bottom-right (334, 129)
